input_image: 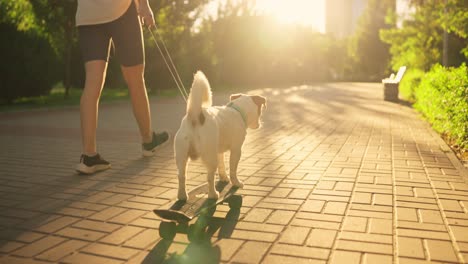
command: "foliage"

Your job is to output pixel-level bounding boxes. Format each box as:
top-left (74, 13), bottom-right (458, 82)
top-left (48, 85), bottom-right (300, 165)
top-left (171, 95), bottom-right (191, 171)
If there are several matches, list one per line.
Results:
top-left (197, 0), bottom-right (334, 87)
top-left (439, 0), bottom-right (468, 56)
top-left (0, 0), bottom-right (397, 102)
top-left (380, 1), bottom-right (443, 72)
top-left (380, 0), bottom-right (468, 154)
top-left (414, 64), bottom-right (468, 149)
top-left (0, 22), bottom-right (60, 103)
top-left (0, 0), bottom-right (36, 31)
top-left (325, 38), bottom-right (349, 81)
top-left (30, 0), bottom-right (80, 93)
top-left (348, 0), bottom-right (394, 81)
top-left (0, 0), bottom-right (77, 61)
top-left (0, 0), bottom-right (69, 102)
top-left (143, 0), bottom-right (211, 91)
top-left (398, 68), bottom-right (424, 102)
top-left (381, 0), bottom-right (468, 72)
top-left (143, 0), bottom-right (339, 90)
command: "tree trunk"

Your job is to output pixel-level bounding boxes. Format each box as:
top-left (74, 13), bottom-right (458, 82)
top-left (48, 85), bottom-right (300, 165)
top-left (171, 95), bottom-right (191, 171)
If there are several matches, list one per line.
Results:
top-left (64, 22), bottom-right (72, 99)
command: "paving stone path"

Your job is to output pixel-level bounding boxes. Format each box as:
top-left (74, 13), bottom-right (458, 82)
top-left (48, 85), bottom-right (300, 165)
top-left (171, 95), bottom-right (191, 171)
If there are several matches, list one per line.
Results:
top-left (0, 82), bottom-right (467, 264)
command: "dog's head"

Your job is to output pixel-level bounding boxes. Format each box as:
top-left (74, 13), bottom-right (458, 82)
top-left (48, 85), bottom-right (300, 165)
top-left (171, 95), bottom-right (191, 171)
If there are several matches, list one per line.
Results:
top-left (230, 94), bottom-right (267, 129)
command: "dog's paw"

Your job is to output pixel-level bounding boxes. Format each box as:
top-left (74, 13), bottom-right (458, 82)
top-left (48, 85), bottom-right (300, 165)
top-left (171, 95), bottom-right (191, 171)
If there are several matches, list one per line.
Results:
top-left (232, 180), bottom-right (244, 189)
top-left (208, 191), bottom-right (219, 200)
top-left (178, 191), bottom-right (188, 201)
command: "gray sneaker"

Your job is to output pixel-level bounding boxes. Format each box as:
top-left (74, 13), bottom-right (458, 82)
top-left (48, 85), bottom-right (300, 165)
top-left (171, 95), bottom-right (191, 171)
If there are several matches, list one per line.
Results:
top-left (142, 131), bottom-right (169, 157)
top-left (76, 153), bottom-right (111, 174)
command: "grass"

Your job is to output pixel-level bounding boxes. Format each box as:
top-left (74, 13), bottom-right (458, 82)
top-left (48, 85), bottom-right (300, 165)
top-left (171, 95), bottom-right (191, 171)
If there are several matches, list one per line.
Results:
top-left (0, 84), bottom-right (180, 112)
top-left (0, 81), bottom-right (264, 113)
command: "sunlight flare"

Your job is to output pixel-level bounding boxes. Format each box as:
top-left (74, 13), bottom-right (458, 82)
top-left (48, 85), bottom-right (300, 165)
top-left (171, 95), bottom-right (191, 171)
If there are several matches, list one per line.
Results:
top-left (256, 0), bottom-right (325, 32)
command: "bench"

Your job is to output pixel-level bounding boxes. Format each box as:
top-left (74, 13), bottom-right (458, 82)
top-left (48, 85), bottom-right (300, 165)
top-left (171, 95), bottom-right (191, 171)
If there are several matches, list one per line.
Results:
top-left (382, 66), bottom-right (406, 102)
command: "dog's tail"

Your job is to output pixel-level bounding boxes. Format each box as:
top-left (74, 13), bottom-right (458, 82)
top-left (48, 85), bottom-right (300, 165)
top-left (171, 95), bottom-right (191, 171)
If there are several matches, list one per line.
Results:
top-left (187, 71), bottom-right (212, 125)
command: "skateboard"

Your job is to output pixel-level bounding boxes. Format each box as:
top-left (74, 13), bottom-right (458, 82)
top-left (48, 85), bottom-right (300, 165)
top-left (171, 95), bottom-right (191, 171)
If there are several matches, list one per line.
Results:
top-left (154, 181), bottom-right (242, 240)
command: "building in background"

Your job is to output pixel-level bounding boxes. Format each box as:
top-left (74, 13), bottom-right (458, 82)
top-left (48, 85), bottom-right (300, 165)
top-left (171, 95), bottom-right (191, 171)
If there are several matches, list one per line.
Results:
top-left (325, 0), bottom-right (367, 38)
top-left (396, 0), bottom-right (413, 28)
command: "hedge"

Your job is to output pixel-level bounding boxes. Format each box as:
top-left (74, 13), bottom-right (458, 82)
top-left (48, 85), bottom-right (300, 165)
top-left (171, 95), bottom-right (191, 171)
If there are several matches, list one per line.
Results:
top-left (414, 63), bottom-right (468, 149)
top-left (399, 68), bottom-right (424, 102)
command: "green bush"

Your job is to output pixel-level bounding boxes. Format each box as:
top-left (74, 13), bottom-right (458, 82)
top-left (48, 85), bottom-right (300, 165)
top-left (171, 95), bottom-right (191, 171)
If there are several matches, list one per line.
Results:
top-left (399, 68), bottom-right (424, 102)
top-left (0, 23), bottom-right (61, 103)
top-left (414, 63), bottom-right (468, 148)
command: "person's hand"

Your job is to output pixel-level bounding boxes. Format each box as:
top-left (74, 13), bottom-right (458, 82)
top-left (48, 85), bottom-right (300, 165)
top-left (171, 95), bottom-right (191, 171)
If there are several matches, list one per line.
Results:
top-left (138, 3), bottom-right (155, 28)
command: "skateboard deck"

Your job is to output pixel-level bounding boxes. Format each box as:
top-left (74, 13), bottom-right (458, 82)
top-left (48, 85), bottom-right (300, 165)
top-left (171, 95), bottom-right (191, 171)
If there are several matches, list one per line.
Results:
top-left (154, 181), bottom-right (239, 222)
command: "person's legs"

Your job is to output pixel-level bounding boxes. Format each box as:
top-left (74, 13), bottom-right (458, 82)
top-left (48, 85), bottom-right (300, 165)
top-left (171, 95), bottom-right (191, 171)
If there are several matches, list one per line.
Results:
top-left (112, 1), bottom-right (168, 156)
top-left (121, 63), bottom-right (169, 156)
top-left (121, 64), bottom-right (152, 143)
top-left (76, 23), bottom-right (112, 174)
top-left (80, 60), bottom-right (108, 155)
top-left (75, 60), bottom-right (111, 174)
top-left (112, 1), bottom-right (151, 143)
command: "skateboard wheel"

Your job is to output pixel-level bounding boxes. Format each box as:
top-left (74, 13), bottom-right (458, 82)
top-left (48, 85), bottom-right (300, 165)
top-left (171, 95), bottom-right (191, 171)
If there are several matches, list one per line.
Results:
top-left (228, 195), bottom-right (243, 209)
top-left (159, 221), bottom-right (177, 240)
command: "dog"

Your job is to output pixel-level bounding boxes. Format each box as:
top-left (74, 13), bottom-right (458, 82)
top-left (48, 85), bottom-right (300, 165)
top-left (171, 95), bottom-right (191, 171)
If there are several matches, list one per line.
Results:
top-left (174, 71), bottom-right (267, 200)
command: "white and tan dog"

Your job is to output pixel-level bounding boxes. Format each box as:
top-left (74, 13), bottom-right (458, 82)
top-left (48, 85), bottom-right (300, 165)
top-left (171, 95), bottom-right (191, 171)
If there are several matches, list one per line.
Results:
top-left (174, 71), bottom-right (267, 200)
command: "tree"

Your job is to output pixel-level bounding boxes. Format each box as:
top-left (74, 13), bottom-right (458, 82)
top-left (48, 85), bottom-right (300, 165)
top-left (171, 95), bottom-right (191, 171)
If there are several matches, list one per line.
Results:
top-left (29, 0), bottom-right (78, 97)
top-left (0, 0), bottom-right (36, 31)
top-left (381, 0), bottom-right (467, 72)
top-left (197, 0), bottom-right (332, 86)
top-left (347, 0), bottom-right (395, 81)
top-left (0, 0), bottom-right (61, 103)
top-left (143, 0), bottom-right (211, 91)
top-left (439, 0), bottom-right (468, 60)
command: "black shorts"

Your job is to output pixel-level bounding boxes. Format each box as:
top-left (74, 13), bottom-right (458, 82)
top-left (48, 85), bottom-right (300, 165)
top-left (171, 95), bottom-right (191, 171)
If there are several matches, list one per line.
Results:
top-left (77, 1), bottom-right (144, 66)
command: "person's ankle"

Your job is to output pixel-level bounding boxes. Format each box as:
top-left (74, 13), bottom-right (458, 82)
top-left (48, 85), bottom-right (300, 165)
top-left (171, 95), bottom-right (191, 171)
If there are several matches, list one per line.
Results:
top-left (83, 152), bottom-right (97, 157)
top-left (142, 132), bottom-right (154, 144)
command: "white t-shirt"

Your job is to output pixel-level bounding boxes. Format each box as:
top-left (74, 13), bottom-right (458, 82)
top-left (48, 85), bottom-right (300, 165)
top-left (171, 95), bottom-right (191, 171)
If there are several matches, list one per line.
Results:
top-left (76, 0), bottom-right (133, 26)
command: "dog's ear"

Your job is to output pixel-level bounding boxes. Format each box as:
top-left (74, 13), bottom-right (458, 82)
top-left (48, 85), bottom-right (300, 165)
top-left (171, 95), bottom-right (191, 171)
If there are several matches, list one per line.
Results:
top-left (230, 94), bottom-right (242, 101)
top-left (252, 95), bottom-right (267, 109)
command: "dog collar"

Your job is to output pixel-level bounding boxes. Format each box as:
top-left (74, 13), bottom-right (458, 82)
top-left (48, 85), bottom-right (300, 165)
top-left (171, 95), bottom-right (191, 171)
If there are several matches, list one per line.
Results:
top-left (227, 102), bottom-right (247, 126)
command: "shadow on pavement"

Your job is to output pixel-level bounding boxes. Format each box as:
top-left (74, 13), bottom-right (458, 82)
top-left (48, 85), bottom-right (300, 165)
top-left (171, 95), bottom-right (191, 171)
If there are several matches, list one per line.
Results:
top-left (143, 197), bottom-right (241, 264)
top-left (0, 155), bottom-right (170, 249)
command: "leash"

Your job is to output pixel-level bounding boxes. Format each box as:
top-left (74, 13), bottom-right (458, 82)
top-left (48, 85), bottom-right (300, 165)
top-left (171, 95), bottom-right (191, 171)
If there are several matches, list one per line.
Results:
top-left (146, 26), bottom-right (189, 102)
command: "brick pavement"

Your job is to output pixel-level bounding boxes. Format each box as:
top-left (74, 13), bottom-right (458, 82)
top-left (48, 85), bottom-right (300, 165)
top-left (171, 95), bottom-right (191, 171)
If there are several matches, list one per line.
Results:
top-left (0, 83), bottom-right (467, 263)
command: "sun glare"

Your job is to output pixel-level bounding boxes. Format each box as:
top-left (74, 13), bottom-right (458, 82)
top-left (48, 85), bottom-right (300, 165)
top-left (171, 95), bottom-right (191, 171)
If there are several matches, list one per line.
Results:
top-left (203, 0), bottom-right (326, 33)
top-left (256, 0), bottom-right (325, 32)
